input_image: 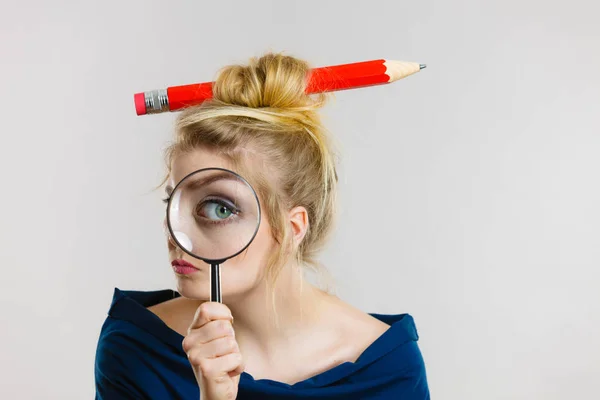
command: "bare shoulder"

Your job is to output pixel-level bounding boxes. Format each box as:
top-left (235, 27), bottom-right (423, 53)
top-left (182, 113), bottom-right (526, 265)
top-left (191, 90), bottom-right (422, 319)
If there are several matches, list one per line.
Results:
top-left (347, 306), bottom-right (391, 342)
top-left (328, 298), bottom-right (391, 362)
top-left (147, 296), bottom-right (201, 337)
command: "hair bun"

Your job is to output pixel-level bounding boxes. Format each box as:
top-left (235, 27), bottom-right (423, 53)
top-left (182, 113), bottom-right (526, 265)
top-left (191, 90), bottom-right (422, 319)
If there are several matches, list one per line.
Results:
top-left (212, 52), bottom-right (321, 110)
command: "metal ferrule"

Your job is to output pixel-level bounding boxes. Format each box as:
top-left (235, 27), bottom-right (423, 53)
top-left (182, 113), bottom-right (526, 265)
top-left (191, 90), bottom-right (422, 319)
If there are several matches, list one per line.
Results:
top-left (144, 89), bottom-right (170, 114)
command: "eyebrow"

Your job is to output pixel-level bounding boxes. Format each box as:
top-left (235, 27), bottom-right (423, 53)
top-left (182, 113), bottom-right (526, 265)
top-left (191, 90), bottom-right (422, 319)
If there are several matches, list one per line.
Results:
top-left (165, 171), bottom-right (244, 195)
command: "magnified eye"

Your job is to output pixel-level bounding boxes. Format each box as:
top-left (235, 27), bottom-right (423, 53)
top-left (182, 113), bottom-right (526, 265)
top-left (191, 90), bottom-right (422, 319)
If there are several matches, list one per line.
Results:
top-left (196, 198), bottom-right (238, 222)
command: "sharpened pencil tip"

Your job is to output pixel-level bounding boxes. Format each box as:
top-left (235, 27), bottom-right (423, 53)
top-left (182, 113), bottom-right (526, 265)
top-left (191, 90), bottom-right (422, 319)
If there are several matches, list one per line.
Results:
top-left (420, 64), bottom-right (427, 70)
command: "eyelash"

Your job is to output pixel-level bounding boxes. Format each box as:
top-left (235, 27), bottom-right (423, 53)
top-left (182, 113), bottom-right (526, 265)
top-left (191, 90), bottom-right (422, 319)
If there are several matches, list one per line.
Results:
top-left (162, 197), bottom-right (238, 210)
top-left (162, 196), bottom-right (240, 224)
top-left (195, 199), bottom-right (240, 226)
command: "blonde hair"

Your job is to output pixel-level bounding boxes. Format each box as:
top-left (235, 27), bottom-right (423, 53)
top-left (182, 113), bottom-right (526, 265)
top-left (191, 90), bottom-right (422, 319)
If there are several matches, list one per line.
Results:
top-left (162, 51), bottom-right (338, 290)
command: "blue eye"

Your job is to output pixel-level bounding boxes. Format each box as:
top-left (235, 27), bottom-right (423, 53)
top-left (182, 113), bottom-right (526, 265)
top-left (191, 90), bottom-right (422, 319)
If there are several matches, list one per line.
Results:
top-left (196, 198), bottom-right (238, 222)
top-left (203, 202), bottom-right (233, 220)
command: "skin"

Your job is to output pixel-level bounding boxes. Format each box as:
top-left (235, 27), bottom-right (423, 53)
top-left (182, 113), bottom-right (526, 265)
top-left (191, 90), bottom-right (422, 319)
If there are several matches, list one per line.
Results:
top-left (149, 147), bottom-right (390, 400)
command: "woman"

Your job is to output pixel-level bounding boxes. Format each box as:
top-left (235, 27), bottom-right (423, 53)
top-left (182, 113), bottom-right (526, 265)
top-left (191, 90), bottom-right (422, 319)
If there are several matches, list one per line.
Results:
top-left (95, 52), bottom-right (430, 399)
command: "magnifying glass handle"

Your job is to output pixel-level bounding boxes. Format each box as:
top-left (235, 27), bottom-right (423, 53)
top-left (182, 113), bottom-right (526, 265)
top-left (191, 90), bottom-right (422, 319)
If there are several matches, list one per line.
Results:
top-left (210, 264), bottom-right (222, 303)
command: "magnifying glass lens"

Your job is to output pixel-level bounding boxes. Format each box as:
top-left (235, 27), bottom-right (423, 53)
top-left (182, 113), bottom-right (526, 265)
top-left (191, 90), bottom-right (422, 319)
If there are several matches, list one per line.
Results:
top-left (167, 169), bottom-right (261, 262)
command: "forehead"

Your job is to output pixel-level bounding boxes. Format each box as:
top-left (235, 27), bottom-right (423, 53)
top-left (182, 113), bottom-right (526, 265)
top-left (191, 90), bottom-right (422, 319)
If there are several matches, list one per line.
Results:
top-left (169, 147), bottom-right (235, 187)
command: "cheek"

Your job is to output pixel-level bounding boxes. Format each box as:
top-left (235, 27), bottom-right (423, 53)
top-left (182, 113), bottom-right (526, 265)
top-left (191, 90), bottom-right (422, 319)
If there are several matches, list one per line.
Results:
top-left (224, 220), bottom-right (276, 280)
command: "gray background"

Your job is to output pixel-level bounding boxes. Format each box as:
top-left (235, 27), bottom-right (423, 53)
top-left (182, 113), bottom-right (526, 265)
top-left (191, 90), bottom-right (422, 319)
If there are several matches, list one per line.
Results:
top-left (1, 0), bottom-right (599, 398)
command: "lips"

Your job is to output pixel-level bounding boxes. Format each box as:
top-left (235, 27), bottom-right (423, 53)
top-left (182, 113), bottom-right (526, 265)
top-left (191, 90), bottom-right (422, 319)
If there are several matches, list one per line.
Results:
top-left (171, 259), bottom-right (198, 269)
top-left (171, 259), bottom-right (200, 275)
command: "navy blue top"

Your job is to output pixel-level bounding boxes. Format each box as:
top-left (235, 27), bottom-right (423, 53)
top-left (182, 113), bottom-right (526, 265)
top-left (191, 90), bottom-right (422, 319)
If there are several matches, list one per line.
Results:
top-left (95, 288), bottom-right (430, 399)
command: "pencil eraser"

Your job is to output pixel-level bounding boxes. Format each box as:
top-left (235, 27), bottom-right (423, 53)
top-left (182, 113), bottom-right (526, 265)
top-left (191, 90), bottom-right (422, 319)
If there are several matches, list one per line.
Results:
top-left (134, 93), bottom-right (146, 115)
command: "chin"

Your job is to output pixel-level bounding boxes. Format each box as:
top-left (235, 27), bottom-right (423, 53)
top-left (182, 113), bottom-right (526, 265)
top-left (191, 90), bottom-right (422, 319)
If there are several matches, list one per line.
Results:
top-left (174, 274), bottom-right (211, 300)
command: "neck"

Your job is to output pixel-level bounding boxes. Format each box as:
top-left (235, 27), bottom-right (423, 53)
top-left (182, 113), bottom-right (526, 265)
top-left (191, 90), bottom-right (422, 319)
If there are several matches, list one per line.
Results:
top-left (226, 263), bottom-right (333, 355)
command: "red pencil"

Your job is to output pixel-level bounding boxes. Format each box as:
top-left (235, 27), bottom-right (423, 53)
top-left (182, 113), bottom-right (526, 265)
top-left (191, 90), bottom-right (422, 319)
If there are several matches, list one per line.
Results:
top-left (134, 59), bottom-right (426, 116)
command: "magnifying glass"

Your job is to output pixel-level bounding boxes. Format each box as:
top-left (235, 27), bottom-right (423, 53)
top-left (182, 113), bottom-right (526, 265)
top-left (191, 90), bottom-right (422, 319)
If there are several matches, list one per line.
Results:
top-left (166, 168), bottom-right (261, 303)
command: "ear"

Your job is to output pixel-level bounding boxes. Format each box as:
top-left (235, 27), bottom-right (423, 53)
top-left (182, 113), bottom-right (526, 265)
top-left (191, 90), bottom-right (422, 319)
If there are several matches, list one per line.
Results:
top-left (288, 206), bottom-right (309, 246)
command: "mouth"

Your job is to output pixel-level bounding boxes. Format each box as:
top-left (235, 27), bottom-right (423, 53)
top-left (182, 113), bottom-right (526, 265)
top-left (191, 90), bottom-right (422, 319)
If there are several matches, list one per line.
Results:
top-left (171, 259), bottom-right (200, 275)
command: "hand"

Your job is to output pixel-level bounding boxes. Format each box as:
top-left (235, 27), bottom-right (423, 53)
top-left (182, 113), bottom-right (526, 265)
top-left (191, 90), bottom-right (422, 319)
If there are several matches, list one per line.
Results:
top-left (182, 302), bottom-right (244, 400)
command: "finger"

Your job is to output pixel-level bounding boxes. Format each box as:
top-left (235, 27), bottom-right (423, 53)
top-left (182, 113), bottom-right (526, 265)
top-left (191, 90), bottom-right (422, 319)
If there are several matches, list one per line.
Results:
top-left (189, 302), bottom-right (233, 331)
top-left (182, 319), bottom-right (235, 351)
top-left (228, 361), bottom-right (245, 378)
top-left (184, 335), bottom-right (238, 359)
top-left (195, 352), bottom-right (244, 379)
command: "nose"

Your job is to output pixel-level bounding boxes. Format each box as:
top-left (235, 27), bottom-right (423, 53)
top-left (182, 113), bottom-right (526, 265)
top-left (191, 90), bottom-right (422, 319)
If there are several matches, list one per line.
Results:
top-left (163, 218), bottom-right (178, 250)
